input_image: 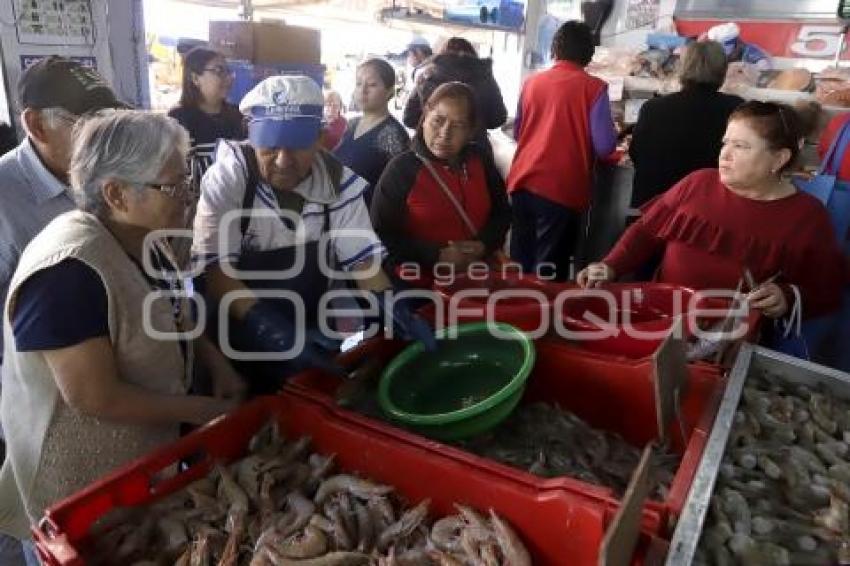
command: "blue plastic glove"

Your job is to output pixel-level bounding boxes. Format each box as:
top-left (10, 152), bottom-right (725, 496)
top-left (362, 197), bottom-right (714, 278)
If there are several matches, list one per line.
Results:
top-left (374, 290), bottom-right (438, 351)
top-left (241, 300), bottom-right (345, 377)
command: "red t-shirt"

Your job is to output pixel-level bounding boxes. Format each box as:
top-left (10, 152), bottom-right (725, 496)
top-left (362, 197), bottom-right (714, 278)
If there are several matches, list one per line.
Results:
top-left (507, 61), bottom-right (608, 211)
top-left (818, 112), bottom-right (850, 181)
top-left (604, 169), bottom-right (845, 317)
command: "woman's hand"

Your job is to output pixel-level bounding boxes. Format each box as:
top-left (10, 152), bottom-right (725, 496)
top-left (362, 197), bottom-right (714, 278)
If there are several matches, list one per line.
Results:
top-left (455, 240), bottom-right (486, 261)
top-left (197, 335), bottom-right (246, 401)
top-left (576, 262), bottom-right (616, 288)
top-left (439, 242), bottom-right (471, 268)
top-left (209, 358), bottom-right (246, 401)
top-left (746, 283), bottom-right (789, 319)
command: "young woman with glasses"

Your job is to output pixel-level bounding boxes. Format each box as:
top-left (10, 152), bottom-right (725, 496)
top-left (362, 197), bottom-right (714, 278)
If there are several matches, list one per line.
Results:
top-left (167, 47), bottom-right (246, 178)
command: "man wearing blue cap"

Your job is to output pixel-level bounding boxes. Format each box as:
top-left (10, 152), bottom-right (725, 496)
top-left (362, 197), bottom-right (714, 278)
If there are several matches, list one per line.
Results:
top-left (192, 75), bottom-right (434, 392)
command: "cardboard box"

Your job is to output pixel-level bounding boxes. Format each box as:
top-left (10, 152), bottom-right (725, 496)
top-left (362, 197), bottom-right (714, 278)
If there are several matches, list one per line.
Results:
top-left (209, 21), bottom-right (321, 65)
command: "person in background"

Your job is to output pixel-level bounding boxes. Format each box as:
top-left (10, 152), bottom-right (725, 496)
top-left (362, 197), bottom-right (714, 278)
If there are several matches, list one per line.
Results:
top-left (705, 22), bottom-right (771, 68)
top-left (0, 122), bottom-right (15, 157)
top-left (333, 58), bottom-right (409, 201)
top-left (0, 57), bottom-right (128, 368)
top-left (629, 41), bottom-right (743, 207)
top-left (168, 47), bottom-right (245, 178)
top-left (0, 110), bottom-right (237, 555)
top-left (507, 21), bottom-right (617, 281)
top-left (193, 75), bottom-right (434, 395)
top-left (322, 90), bottom-right (347, 150)
top-left (402, 37), bottom-right (507, 158)
top-left (402, 36), bottom-right (433, 108)
top-left (371, 82), bottom-right (511, 287)
top-left (578, 102), bottom-right (845, 328)
top-left (818, 111), bottom-right (850, 180)
top-left (815, 108), bottom-right (850, 372)
top-left (406, 36), bottom-right (433, 75)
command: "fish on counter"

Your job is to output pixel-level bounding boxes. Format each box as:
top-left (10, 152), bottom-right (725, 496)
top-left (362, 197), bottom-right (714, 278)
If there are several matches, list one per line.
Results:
top-left (87, 421), bottom-right (532, 565)
top-left (694, 370), bottom-right (850, 566)
top-left (455, 402), bottom-right (679, 499)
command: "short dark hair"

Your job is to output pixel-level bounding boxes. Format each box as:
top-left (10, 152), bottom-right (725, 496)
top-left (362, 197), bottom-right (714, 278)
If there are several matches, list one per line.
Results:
top-left (442, 37), bottom-right (477, 57)
top-left (179, 47), bottom-right (224, 108)
top-left (551, 21), bottom-right (595, 66)
top-left (358, 58), bottom-right (397, 91)
top-left (409, 45), bottom-right (433, 60)
top-left (729, 101), bottom-right (804, 173)
top-left (419, 81), bottom-right (478, 132)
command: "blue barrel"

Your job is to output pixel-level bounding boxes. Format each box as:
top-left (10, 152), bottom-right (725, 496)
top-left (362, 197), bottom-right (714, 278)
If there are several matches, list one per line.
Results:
top-left (227, 61), bottom-right (326, 104)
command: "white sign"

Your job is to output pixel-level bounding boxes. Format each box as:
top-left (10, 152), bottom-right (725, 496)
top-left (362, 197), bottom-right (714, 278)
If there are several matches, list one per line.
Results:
top-left (790, 25), bottom-right (845, 58)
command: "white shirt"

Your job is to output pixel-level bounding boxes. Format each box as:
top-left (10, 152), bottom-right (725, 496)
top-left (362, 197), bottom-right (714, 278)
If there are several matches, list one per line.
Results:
top-left (192, 141), bottom-right (385, 272)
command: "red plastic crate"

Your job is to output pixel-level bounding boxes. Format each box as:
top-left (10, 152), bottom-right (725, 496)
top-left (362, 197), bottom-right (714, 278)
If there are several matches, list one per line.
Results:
top-left (420, 273), bottom-right (575, 332)
top-left (33, 391), bottom-right (661, 566)
top-left (555, 283), bottom-right (761, 360)
top-left (424, 278), bottom-right (760, 362)
top-left (288, 336), bottom-right (724, 535)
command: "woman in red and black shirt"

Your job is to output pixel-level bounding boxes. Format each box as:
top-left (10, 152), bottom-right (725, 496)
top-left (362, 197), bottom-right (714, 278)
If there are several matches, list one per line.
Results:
top-left (371, 82), bottom-right (510, 285)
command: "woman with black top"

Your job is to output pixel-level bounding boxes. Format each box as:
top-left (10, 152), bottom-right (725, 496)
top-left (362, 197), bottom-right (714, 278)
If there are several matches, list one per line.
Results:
top-left (168, 47), bottom-right (246, 178)
top-left (333, 58), bottom-right (409, 202)
top-left (629, 41), bottom-right (744, 207)
top-left (402, 37), bottom-right (507, 157)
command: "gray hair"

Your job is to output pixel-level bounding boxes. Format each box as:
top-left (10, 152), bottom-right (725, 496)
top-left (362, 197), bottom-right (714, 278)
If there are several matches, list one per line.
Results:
top-left (679, 41), bottom-right (728, 91)
top-left (40, 107), bottom-right (75, 129)
top-left (20, 107), bottom-right (75, 138)
top-left (69, 110), bottom-right (190, 219)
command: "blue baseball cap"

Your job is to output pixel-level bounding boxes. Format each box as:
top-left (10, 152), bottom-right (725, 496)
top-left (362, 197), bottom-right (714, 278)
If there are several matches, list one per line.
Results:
top-left (239, 75), bottom-right (324, 150)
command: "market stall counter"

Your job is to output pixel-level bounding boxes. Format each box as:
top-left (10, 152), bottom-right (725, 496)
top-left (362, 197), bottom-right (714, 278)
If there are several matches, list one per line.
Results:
top-left (667, 344), bottom-right (850, 565)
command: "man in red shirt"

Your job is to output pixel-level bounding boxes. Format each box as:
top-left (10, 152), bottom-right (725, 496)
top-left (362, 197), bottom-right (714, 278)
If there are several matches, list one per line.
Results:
top-left (507, 20), bottom-right (617, 280)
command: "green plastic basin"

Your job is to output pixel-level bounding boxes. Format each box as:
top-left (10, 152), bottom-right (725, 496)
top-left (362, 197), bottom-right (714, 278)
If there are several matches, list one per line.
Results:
top-left (378, 322), bottom-right (536, 441)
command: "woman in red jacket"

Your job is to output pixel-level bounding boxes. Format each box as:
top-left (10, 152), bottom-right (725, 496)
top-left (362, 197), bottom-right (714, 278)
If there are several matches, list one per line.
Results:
top-left (578, 101), bottom-right (845, 324)
top-left (371, 82), bottom-right (511, 286)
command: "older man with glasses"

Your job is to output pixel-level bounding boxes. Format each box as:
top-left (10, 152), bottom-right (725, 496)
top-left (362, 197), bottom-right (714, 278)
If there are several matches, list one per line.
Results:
top-left (0, 56), bottom-right (128, 566)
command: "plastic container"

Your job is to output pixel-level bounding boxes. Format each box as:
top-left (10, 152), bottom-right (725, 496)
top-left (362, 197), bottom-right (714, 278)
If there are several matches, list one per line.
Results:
top-left (288, 336), bottom-right (724, 534)
top-left (33, 392), bottom-right (660, 566)
top-left (378, 322), bottom-right (535, 440)
top-left (558, 283), bottom-right (760, 359)
top-left (423, 273), bottom-right (573, 332)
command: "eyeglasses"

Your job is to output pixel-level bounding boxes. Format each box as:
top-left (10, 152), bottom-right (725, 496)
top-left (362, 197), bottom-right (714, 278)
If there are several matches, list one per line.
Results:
top-left (202, 65), bottom-right (233, 78)
top-left (143, 177), bottom-right (198, 200)
top-left (426, 113), bottom-right (470, 136)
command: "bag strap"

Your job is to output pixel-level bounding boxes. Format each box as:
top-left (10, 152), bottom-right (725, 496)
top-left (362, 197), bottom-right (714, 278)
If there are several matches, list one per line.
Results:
top-left (237, 142), bottom-right (260, 238)
top-left (821, 119), bottom-right (850, 176)
top-left (416, 154), bottom-right (477, 238)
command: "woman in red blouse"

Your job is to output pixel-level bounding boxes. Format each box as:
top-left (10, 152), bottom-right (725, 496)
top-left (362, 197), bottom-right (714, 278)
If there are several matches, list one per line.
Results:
top-left (578, 101), bottom-right (845, 322)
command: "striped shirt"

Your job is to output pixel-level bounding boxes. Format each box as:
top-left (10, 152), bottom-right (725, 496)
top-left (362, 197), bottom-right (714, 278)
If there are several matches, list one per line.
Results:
top-left (0, 138), bottom-right (75, 362)
top-left (192, 141), bottom-right (386, 272)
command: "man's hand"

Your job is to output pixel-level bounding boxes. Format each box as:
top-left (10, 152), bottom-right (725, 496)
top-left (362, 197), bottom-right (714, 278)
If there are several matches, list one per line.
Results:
top-left (241, 301), bottom-right (345, 377)
top-left (374, 290), bottom-right (437, 351)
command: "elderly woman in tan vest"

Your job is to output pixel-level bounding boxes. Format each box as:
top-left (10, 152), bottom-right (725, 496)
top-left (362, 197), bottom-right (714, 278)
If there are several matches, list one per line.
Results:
top-left (0, 110), bottom-right (240, 541)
